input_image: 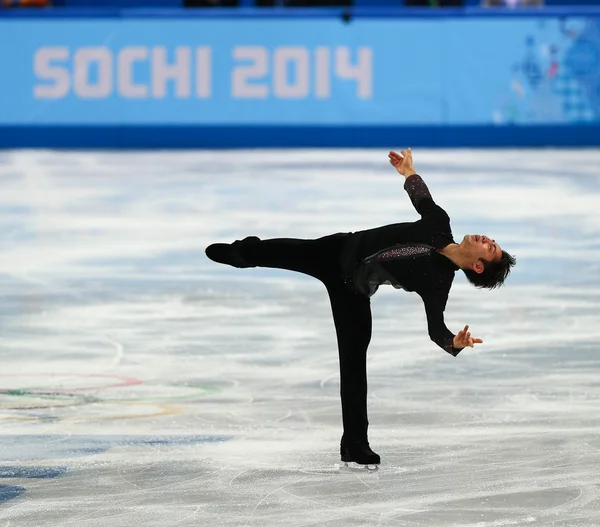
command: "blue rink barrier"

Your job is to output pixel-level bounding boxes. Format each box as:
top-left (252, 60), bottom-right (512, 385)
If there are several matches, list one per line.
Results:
top-left (1, 8), bottom-right (599, 148)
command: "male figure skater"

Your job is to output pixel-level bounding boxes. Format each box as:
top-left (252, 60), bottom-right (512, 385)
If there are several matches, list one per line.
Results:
top-left (206, 149), bottom-right (516, 467)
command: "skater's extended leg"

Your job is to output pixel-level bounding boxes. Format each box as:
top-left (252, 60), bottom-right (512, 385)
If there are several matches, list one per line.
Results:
top-left (327, 280), bottom-right (380, 465)
top-left (206, 234), bottom-right (347, 282)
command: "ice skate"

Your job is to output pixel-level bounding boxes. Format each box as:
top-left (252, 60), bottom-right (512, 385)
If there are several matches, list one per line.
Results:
top-left (205, 237), bottom-right (259, 268)
top-left (339, 438), bottom-right (380, 471)
top-left (340, 461), bottom-right (379, 472)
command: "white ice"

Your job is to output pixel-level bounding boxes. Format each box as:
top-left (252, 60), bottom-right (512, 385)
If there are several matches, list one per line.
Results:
top-left (0, 149), bottom-right (600, 526)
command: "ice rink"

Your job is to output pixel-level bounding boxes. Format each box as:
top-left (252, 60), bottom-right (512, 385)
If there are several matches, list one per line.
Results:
top-left (1, 148), bottom-right (600, 526)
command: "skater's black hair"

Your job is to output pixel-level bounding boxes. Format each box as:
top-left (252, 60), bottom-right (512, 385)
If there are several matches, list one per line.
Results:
top-left (463, 250), bottom-right (516, 290)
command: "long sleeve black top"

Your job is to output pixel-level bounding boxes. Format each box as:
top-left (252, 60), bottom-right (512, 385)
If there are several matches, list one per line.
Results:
top-left (339, 174), bottom-right (464, 357)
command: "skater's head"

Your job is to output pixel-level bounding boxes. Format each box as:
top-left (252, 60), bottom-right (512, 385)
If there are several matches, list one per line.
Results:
top-left (460, 234), bottom-right (516, 290)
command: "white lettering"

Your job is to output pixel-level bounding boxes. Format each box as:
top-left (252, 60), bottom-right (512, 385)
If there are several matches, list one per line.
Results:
top-left (314, 47), bottom-right (330, 99)
top-left (336, 47), bottom-right (373, 99)
top-left (118, 47), bottom-right (148, 98)
top-left (74, 47), bottom-right (112, 99)
top-left (31, 45), bottom-right (373, 102)
top-left (273, 47), bottom-right (309, 99)
top-left (152, 47), bottom-right (191, 99)
top-left (232, 46), bottom-right (268, 99)
top-left (195, 47), bottom-right (211, 99)
top-left (33, 47), bottom-right (70, 99)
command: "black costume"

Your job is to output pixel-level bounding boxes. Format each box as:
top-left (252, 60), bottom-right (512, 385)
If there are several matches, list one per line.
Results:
top-left (206, 174), bottom-right (465, 465)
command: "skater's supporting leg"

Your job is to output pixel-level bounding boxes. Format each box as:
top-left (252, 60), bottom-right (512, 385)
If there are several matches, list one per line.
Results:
top-left (326, 279), bottom-right (379, 464)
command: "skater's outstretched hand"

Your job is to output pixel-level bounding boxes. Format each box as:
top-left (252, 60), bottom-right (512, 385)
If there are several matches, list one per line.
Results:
top-left (389, 149), bottom-right (417, 179)
top-left (453, 325), bottom-right (483, 349)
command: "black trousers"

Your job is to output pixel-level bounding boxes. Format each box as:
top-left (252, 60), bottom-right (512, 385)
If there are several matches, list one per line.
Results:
top-left (240, 234), bottom-right (372, 443)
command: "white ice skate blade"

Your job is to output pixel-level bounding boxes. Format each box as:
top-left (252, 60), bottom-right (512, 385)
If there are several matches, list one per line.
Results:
top-left (339, 462), bottom-right (379, 472)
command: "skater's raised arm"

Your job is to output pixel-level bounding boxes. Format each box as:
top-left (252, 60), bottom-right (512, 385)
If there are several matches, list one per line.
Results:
top-left (388, 149), bottom-right (442, 218)
top-left (418, 290), bottom-right (482, 357)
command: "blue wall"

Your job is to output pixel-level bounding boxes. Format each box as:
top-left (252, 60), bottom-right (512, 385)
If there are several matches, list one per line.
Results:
top-left (1, 8), bottom-right (600, 148)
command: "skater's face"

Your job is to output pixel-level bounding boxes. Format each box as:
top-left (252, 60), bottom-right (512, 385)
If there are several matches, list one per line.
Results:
top-left (463, 234), bottom-right (502, 273)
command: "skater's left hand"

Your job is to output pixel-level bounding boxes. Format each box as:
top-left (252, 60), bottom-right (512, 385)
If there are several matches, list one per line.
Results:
top-left (453, 325), bottom-right (483, 348)
top-left (388, 149), bottom-right (417, 179)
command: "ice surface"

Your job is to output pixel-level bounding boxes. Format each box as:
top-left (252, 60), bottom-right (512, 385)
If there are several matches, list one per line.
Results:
top-left (0, 149), bottom-right (600, 525)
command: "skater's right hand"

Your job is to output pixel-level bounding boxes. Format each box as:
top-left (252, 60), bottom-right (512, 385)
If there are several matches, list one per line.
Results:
top-left (453, 325), bottom-right (483, 349)
top-left (388, 149), bottom-right (417, 179)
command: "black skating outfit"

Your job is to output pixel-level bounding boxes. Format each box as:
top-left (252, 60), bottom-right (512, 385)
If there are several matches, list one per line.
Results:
top-left (205, 174), bottom-right (465, 465)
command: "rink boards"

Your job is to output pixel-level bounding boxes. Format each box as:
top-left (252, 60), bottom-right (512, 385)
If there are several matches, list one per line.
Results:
top-left (1, 8), bottom-right (600, 147)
